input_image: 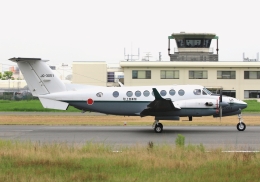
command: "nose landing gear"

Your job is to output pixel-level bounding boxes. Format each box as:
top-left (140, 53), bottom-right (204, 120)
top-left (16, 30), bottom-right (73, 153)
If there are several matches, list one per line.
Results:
top-left (237, 114), bottom-right (246, 131)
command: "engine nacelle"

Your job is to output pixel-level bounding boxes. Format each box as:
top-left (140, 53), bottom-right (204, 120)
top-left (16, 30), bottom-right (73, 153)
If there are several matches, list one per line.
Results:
top-left (205, 102), bottom-right (213, 106)
top-left (213, 110), bottom-right (241, 117)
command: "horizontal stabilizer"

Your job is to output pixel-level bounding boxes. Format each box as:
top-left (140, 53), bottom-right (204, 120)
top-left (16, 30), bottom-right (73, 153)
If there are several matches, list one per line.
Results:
top-left (39, 98), bottom-right (69, 110)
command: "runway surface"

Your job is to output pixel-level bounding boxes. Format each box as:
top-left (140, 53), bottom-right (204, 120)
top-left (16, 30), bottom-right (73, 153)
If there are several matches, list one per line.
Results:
top-left (1, 125), bottom-right (260, 150)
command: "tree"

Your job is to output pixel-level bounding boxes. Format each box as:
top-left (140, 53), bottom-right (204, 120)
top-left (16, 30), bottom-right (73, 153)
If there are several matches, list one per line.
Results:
top-left (0, 72), bottom-right (2, 80)
top-left (3, 71), bottom-right (13, 80)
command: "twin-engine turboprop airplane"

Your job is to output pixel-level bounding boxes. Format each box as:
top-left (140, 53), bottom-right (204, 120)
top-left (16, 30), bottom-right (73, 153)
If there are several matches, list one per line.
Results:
top-left (9, 57), bottom-right (248, 133)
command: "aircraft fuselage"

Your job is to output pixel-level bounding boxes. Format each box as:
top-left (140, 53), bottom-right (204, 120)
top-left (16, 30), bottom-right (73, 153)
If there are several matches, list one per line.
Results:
top-left (39, 85), bottom-right (247, 117)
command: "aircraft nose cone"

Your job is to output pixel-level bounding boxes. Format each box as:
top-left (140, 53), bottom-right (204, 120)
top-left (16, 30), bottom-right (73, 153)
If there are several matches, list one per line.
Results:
top-left (241, 101), bottom-right (247, 109)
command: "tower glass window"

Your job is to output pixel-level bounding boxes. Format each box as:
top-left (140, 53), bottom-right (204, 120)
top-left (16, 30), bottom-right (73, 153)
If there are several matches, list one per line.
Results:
top-left (175, 39), bottom-right (212, 48)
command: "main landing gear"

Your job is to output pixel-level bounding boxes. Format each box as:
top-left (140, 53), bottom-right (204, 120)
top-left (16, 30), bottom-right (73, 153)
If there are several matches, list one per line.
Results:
top-left (152, 120), bottom-right (163, 133)
top-left (237, 114), bottom-right (246, 131)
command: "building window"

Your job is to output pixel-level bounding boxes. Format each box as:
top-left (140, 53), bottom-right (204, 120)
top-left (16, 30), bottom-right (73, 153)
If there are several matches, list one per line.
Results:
top-left (107, 72), bottom-right (115, 82)
top-left (244, 90), bottom-right (260, 98)
top-left (223, 90), bottom-right (236, 98)
top-left (189, 71), bottom-right (207, 79)
top-left (160, 70), bottom-right (179, 79)
top-left (132, 70), bottom-right (151, 79)
top-left (217, 71), bottom-right (236, 79)
top-left (244, 71), bottom-right (260, 79)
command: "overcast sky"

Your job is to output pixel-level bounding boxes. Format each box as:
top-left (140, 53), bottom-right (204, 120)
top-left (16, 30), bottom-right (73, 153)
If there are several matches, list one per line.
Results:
top-left (0, 0), bottom-right (259, 66)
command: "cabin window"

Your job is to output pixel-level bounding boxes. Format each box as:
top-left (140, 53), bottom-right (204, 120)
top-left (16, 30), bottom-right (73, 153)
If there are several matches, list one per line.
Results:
top-left (193, 89), bottom-right (201, 95)
top-left (178, 89), bottom-right (185, 96)
top-left (126, 91), bottom-right (133, 97)
top-left (160, 70), bottom-right (179, 79)
top-left (217, 71), bottom-right (236, 79)
top-left (132, 70), bottom-right (151, 79)
top-left (244, 71), bottom-right (260, 79)
top-left (143, 90), bottom-right (150, 97)
top-left (135, 91), bottom-right (141, 97)
top-left (113, 91), bottom-right (119, 98)
top-left (160, 90), bottom-right (167, 96)
top-left (96, 92), bottom-right (103, 97)
top-left (169, 89), bottom-right (176, 96)
top-left (189, 70), bottom-right (208, 79)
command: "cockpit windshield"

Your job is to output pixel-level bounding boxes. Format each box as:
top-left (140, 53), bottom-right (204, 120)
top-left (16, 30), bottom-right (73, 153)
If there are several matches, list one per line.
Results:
top-left (203, 88), bottom-right (212, 95)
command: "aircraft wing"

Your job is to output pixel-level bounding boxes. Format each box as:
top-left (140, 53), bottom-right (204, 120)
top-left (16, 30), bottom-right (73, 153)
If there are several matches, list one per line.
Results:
top-left (140, 88), bottom-right (181, 117)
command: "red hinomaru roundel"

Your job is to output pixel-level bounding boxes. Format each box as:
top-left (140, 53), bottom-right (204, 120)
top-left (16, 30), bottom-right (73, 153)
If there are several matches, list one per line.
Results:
top-left (87, 98), bottom-right (94, 105)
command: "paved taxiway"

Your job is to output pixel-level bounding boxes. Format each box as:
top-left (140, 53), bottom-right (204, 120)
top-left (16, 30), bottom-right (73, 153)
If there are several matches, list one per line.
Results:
top-left (1, 125), bottom-right (260, 150)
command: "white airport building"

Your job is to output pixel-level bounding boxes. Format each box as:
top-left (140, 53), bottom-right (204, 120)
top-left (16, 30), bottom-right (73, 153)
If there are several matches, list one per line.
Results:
top-left (1, 32), bottom-right (260, 100)
top-left (71, 32), bottom-right (260, 100)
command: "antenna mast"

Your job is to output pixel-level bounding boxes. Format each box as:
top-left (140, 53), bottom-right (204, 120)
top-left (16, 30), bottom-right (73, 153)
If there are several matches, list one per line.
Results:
top-left (124, 48), bottom-right (140, 61)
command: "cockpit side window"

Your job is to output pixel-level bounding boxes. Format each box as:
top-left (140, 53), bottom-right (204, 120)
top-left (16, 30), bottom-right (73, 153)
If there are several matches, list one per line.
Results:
top-left (193, 89), bottom-right (201, 95)
top-left (203, 88), bottom-right (212, 95)
top-left (202, 91), bottom-right (207, 95)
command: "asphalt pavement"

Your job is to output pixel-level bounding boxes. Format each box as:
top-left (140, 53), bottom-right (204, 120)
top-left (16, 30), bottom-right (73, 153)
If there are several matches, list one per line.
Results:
top-left (0, 125), bottom-right (260, 150)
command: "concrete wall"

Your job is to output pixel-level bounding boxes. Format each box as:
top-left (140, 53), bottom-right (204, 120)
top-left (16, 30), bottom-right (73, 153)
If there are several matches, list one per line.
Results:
top-left (0, 80), bottom-right (28, 90)
top-left (120, 61), bottom-right (260, 100)
top-left (72, 62), bottom-right (107, 86)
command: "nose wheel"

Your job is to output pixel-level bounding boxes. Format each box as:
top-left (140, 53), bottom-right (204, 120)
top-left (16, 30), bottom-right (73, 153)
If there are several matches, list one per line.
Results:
top-left (152, 120), bottom-right (163, 133)
top-left (237, 114), bottom-right (246, 131)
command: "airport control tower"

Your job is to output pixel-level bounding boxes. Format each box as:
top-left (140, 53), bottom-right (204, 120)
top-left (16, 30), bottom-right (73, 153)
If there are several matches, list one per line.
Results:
top-left (168, 32), bottom-right (219, 61)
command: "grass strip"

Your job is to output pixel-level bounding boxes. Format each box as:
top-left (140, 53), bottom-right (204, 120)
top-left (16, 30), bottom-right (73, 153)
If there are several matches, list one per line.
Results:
top-left (0, 140), bottom-right (259, 182)
top-left (244, 100), bottom-right (260, 112)
top-left (0, 99), bottom-right (259, 112)
top-left (0, 100), bottom-right (78, 112)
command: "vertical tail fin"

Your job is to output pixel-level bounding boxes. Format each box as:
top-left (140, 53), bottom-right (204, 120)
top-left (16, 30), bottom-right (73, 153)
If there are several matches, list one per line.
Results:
top-left (9, 57), bottom-right (66, 96)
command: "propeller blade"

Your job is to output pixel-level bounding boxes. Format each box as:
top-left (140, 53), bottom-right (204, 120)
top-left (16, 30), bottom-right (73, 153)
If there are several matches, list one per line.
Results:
top-left (219, 89), bottom-right (223, 121)
top-left (219, 89), bottom-right (222, 103)
top-left (219, 106), bottom-right (222, 121)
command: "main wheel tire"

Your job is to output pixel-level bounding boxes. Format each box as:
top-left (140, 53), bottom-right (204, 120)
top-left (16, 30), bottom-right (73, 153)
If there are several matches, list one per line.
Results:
top-left (237, 122), bottom-right (246, 131)
top-left (154, 123), bottom-right (163, 133)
